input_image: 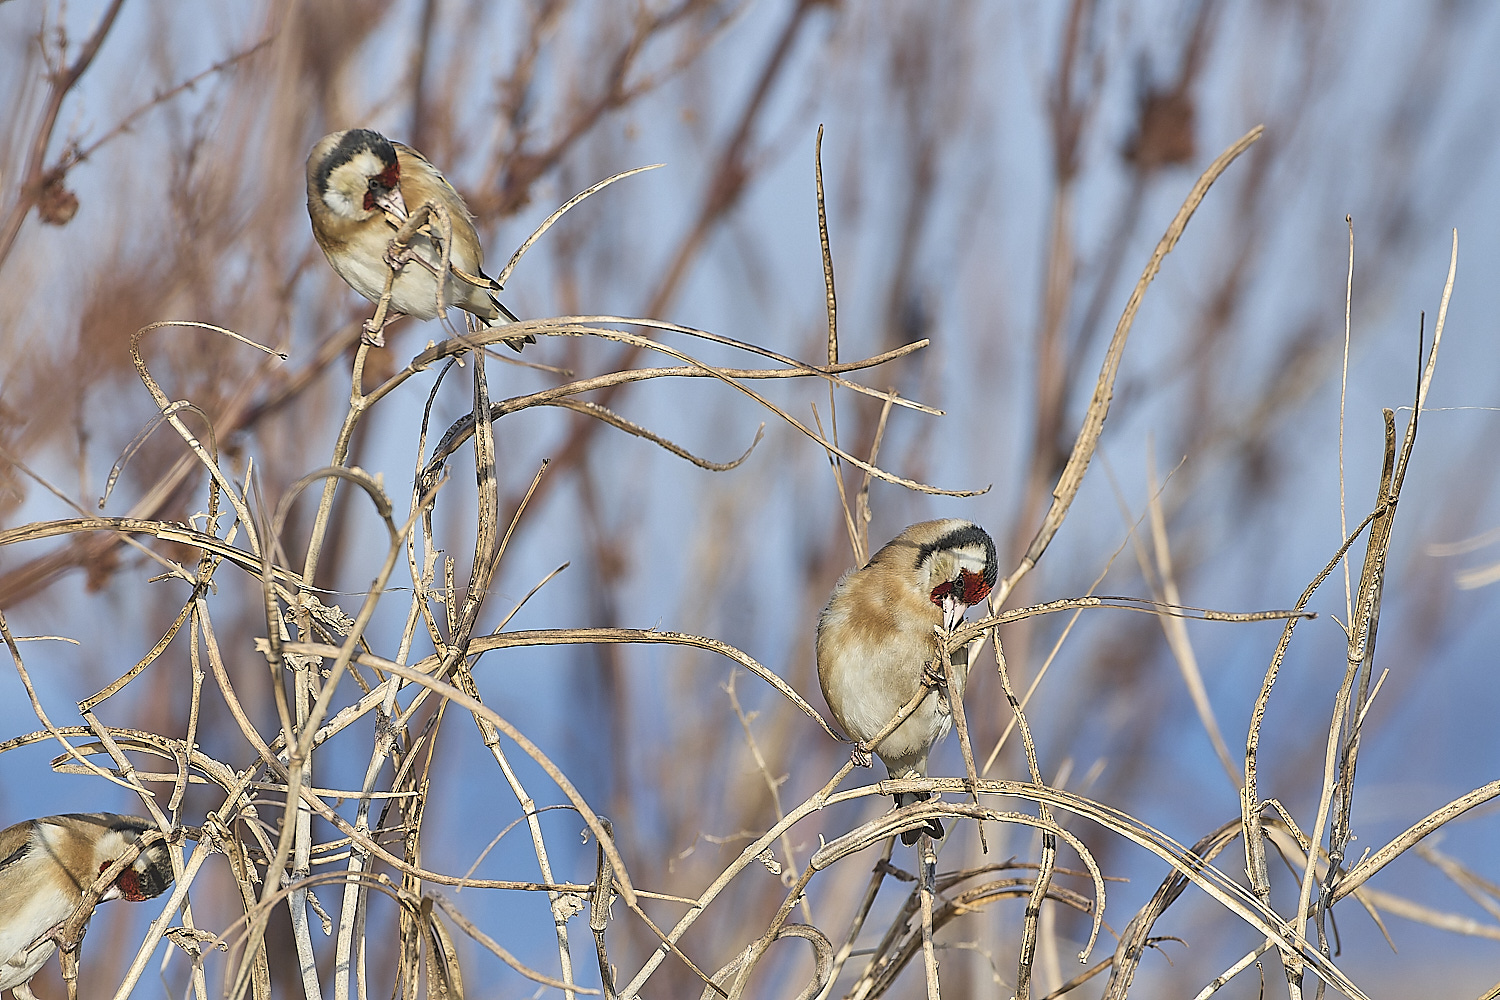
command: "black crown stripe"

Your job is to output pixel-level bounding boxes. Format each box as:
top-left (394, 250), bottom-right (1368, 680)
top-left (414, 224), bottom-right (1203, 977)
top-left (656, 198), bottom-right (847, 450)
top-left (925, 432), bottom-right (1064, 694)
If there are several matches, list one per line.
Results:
top-left (914, 523), bottom-right (997, 588)
top-left (315, 129), bottom-right (397, 199)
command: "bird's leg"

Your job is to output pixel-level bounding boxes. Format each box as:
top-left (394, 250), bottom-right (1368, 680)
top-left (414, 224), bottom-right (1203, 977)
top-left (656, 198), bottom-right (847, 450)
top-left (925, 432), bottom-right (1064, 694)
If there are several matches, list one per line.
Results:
top-left (361, 310), bottom-right (405, 347)
top-left (383, 242), bottom-right (421, 272)
top-left (920, 653), bottom-right (948, 692)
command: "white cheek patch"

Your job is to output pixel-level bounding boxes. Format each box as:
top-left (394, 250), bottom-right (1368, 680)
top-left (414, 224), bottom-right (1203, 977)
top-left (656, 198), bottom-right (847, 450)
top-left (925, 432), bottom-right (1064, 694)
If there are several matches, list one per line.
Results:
top-left (322, 186), bottom-right (359, 217)
top-left (323, 151), bottom-right (389, 218)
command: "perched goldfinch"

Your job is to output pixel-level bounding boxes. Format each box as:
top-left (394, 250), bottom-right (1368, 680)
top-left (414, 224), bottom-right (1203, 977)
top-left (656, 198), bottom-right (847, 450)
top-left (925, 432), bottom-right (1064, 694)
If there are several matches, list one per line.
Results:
top-left (0, 813), bottom-right (173, 997)
top-left (305, 128), bottom-right (532, 349)
top-left (817, 520), bottom-right (997, 845)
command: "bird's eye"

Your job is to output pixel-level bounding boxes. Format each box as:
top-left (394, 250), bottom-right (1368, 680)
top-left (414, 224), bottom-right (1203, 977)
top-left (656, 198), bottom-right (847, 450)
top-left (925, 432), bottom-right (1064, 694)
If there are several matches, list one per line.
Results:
top-left (363, 163), bottom-right (401, 210)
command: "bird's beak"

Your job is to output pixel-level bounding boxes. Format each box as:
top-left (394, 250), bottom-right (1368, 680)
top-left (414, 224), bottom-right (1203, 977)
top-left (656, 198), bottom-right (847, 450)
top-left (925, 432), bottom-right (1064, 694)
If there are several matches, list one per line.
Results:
top-left (375, 186), bottom-right (409, 222)
top-left (942, 595), bottom-right (968, 634)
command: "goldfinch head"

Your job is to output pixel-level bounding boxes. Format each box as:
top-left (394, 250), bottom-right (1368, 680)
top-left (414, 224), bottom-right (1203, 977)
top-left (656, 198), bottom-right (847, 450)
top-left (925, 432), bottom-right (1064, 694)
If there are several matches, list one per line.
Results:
top-left (48, 813), bottom-right (173, 902)
top-left (0, 813), bottom-right (173, 994)
top-left (308, 128), bottom-right (408, 222)
top-left (895, 519), bottom-right (998, 630)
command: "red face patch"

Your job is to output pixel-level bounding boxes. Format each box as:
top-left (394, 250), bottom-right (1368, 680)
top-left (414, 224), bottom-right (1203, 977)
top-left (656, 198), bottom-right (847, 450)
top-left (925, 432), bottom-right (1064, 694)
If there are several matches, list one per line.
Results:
top-left (957, 568), bottom-right (992, 605)
top-left (120, 868), bottom-right (148, 900)
top-left (363, 162), bottom-right (401, 211)
top-left (99, 860), bottom-right (147, 901)
top-left (931, 570), bottom-right (992, 608)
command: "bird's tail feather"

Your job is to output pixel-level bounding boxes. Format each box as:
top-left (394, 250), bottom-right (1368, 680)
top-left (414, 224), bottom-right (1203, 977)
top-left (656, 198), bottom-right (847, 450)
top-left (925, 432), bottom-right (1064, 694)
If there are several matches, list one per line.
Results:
top-left (486, 292), bottom-right (534, 352)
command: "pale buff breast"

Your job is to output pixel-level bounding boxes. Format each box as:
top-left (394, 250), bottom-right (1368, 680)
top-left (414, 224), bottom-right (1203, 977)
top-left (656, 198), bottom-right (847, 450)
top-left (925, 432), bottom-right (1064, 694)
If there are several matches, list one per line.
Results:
top-left (817, 567), bottom-right (950, 776)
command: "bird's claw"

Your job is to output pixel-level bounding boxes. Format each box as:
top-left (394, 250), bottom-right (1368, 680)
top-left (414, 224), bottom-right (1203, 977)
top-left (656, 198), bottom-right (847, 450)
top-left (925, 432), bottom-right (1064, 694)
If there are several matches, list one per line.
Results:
top-left (920, 661), bottom-right (947, 689)
top-left (850, 748), bottom-right (874, 768)
top-left (384, 243), bottom-right (415, 272)
top-left (360, 319), bottom-right (387, 348)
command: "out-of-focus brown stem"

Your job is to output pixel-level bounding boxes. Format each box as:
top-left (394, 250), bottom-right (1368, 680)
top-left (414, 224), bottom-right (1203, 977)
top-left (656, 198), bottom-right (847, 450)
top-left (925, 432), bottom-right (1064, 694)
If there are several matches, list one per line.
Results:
top-left (0, 0), bottom-right (126, 269)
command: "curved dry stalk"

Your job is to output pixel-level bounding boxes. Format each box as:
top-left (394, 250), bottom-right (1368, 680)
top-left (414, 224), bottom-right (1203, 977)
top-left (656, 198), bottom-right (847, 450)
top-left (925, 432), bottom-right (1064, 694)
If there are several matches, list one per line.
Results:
top-left (814, 837), bottom-right (895, 1000)
top-left (527, 324), bottom-right (981, 494)
top-left (79, 595), bottom-right (199, 710)
top-left (410, 321), bottom-right (957, 495)
top-left (852, 864), bottom-right (1099, 1000)
top-left (0, 610), bottom-right (146, 793)
top-left (99, 399), bottom-right (215, 509)
top-left (493, 164), bottom-right (664, 289)
top-left (1333, 778), bottom-right (1500, 904)
top-left (993, 632), bottom-right (1056, 1000)
top-left (1241, 504), bottom-right (1384, 905)
top-left (404, 627), bottom-right (839, 740)
top-left (377, 319), bottom-right (936, 417)
top-left (950, 593), bottom-right (1311, 646)
top-left (708, 924), bottom-right (833, 1000)
top-left (407, 341), bottom-right (931, 471)
top-left (1105, 819), bottom-right (1243, 998)
top-left (991, 124), bottom-right (1265, 611)
top-left (818, 778), bottom-right (1369, 1000)
top-left (0, 516), bottom-right (305, 590)
top-left (430, 895), bottom-right (602, 994)
top-left (542, 397), bottom-right (765, 471)
top-left (127, 320), bottom-right (286, 552)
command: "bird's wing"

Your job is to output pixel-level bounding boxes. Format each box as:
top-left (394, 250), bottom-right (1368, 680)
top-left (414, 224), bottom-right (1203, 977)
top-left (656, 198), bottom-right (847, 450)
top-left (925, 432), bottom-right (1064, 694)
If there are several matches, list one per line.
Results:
top-left (0, 820), bottom-right (36, 871)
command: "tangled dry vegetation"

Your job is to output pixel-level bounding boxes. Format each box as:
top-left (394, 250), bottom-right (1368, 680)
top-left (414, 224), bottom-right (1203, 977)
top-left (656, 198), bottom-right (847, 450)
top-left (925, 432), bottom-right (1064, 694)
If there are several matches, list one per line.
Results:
top-left (3, 3), bottom-right (1500, 1000)
top-left (0, 124), bottom-right (1491, 1000)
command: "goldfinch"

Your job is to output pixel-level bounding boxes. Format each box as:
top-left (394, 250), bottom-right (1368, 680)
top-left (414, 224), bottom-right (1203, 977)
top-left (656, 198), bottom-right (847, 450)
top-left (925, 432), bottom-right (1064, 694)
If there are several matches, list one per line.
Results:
top-left (817, 520), bottom-right (997, 845)
top-left (305, 128), bottom-right (532, 349)
top-left (0, 813), bottom-right (173, 996)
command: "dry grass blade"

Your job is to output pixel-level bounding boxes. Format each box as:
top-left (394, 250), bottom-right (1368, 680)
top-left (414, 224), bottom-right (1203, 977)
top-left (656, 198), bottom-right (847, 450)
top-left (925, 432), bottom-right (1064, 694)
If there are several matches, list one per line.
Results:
top-left (0, 516), bottom-right (305, 590)
top-left (0, 610), bottom-right (146, 792)
top-left (993, 124), bottom-right (1265, 610)
top-left (494, 164), bottom-right (663, 289)
top-left (818, 778), bottom-right (1368, 999)
top-left (1105, 820), bottom-right (1242, 997)
top-left (544, 397), bottom-right (764, 470)
top-left (425, 626), bottom-right (838, 739)
top-left (413, 322), bottom-right (950, 498)
top-left (397, 323), bottom-right (939, 418)
top-left (99, 400), bottom-right (215, 509)
top-left (706, 924), bottom-right (833, 1000)
top-left (1332, 779), bottom-right (1500, 904)
top-left (430, 896), bottom-right (597, 993)
top-left (1143, 454), bottom-right (1239, 788)
top-left (413, 341), bottom-right (928, 485)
